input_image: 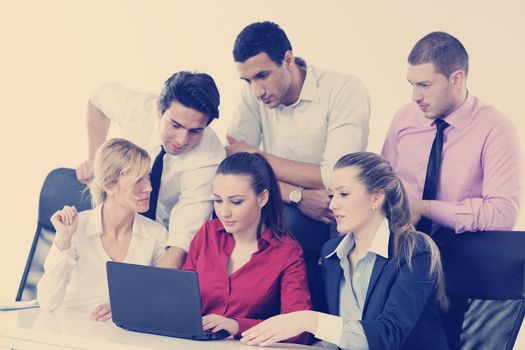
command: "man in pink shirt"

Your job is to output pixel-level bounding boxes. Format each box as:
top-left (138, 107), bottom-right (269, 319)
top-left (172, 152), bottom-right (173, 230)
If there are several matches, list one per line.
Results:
top-left (381, 31), bottom-right (523, 234)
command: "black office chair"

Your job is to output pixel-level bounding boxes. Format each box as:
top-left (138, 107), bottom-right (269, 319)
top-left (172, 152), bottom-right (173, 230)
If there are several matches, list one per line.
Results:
top-left (16, 168), bottom-right (92, 301)
top-left (433, 228), bottom-right (525, 350)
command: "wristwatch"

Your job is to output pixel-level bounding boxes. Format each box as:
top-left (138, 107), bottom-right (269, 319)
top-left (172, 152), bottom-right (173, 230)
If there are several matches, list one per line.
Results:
top-left (289, 187), bottom-right (304, 205)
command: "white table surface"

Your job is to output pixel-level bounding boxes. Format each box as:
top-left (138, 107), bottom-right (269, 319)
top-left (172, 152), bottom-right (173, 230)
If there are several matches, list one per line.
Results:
top-left (0, 308), bottom-right (316, 350)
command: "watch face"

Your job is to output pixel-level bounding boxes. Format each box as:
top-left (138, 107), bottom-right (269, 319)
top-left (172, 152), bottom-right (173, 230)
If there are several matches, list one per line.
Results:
top-left (290, 189), bottom-right (301, 203)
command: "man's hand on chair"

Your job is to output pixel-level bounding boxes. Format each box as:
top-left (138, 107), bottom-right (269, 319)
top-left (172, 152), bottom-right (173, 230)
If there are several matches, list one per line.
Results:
top-left (76, 159), bottom-right (95, 184)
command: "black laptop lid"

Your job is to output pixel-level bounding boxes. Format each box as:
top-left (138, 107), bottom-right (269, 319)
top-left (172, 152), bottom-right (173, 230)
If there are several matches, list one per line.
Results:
top-left (106, 261), bottom-right (204, 338)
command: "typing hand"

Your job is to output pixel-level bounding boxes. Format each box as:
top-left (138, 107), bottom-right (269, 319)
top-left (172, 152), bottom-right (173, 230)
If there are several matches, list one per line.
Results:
top-left (76, 159), bottom-right (94, 184)
top-left (51, 206), bottom-right (79, 251)
top-left (298, 189), bottom-right (335, 224)
top-left (225, 136), bottom-right (257, 156)
top-left (202, 314), bottom-right (237, 336)
top-left (90, 303), bottom-right (112, 322)
top-left (241, 311), bottom-right (317, 346)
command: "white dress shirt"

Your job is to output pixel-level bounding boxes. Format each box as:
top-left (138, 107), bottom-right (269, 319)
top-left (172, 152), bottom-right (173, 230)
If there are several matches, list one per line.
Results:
top-left (90, 83), bottom-right (226, 251)
top-left (37, 206), bottom-right (168, 313)
top-left (315, 218), bottom-right (390, 349)
top-left (228, 58), bottom-right (370, 188)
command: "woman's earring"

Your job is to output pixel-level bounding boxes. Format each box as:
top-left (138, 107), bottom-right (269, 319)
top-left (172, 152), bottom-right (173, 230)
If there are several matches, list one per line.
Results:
top-left (372, 205), bottom-right (376, 211)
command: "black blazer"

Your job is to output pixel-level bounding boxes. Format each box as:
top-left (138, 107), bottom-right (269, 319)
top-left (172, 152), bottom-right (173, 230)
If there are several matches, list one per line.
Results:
top-left (321, 233), bottom-right (449, 350)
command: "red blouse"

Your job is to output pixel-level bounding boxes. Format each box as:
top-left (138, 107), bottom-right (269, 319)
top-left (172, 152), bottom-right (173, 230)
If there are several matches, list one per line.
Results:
top-left (182, 219), bottom-right (312, 343)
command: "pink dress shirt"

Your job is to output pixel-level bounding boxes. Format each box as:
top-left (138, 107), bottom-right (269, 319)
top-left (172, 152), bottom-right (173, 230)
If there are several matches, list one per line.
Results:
top-left (381, 94), bottom-right (523, 233)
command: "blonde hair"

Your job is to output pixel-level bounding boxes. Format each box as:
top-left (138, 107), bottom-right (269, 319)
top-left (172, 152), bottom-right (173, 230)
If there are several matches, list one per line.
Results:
top-left (89, 138), bottom-right (151, 206)
top-left (334, 152), bottom-right (448, 311)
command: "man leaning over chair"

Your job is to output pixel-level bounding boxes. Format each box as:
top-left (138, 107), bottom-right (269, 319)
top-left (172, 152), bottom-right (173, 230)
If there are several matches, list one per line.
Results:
top-left (76, 71), bottom-right (225, 269)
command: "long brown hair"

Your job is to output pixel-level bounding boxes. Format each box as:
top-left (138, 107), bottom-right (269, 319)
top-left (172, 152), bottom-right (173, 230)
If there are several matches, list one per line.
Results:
top-left (334, 152), bottom-right (448, 310)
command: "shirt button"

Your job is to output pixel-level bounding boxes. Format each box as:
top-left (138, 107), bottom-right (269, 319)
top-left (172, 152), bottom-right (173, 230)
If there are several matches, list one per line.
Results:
top-left (355, 272), bottom-right (360, 277)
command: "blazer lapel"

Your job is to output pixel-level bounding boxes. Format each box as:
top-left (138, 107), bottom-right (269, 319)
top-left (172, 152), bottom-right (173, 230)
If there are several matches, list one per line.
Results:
top-left (324, 255), bottom-right (343, 315)
top-left (322, 236), bottom-right (345, 315)
top-left (362, 231), bottom-right (395, 317)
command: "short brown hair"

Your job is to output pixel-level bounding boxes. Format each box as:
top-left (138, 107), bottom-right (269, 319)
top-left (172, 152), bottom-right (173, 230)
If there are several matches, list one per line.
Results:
top-left (408, 31), bottom-right (469, 77)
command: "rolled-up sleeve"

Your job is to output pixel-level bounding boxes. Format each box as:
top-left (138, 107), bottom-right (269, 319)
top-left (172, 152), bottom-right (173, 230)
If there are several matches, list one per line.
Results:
top-left (320, 77), bottom-right (370, 188)
top-left (89, 83), bottom-right (158, 148)
top-left (227, 84), bottom-right (262, 148)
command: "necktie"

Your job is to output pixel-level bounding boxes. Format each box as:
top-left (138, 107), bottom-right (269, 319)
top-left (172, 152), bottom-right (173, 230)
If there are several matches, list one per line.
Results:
top-left (416, 118), bottom-right (450, 234)
top-left (142, 146), bottom-right (166, 220)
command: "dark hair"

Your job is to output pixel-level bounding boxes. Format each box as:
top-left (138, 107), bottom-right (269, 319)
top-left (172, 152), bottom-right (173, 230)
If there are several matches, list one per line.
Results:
top-left (158, 71), bottom-right (220, 125)
top-left (216, 152), bottom-right (286, 239)
top-left (233, 21), bottom-right (292, 65)
top-left (334, 152), bottom-right (448, 310)
top-left (408, 31), bottom-right (469, 77)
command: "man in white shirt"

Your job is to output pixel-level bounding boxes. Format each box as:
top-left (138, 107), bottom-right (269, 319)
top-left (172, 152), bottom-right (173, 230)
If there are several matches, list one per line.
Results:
top-left (76, 72), bottom-right (225, 268)
top-left (226, 22), bottom-right (370, 311)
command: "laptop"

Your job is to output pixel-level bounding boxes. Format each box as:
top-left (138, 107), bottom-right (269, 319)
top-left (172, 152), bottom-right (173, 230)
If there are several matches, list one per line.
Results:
top-left (106, 261), bottom-right (230, 341)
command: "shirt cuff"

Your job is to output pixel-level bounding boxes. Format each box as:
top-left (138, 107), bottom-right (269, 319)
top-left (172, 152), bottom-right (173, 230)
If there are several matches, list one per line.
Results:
top-left (315, 313), bottom-right (343, 346)
top-left (235, 317), bottom-right (261, 336)
top-left (45, 243), bottom-right (78, 269)
top-left (430, 200), bottom-right (458, 232)
top-left (340, 318), bottom-right (368, 350)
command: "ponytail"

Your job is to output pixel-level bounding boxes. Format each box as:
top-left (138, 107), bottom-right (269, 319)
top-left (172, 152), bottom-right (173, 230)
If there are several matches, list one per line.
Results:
top-left (216, 152), bottom-right (286, 239)
top-left (334, 152), bottom-right (449, 311)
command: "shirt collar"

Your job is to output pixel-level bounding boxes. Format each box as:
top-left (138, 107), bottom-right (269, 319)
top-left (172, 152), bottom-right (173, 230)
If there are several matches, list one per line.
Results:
top-left (369, 218), bottom-right (390, 258)
top-left (325, 218), bottom-right (390, 259)
top-left (283, 58), bottom-right (319, 107)
top-left (85, 204), bottom-right (147, 238)
top-left (441, 92), bottom-right (474, 130)
top-left (421, 92), bottom-right (475, 131)
top-left (258, 225), bottom-right (280, 249)
top-left (85, 205), bottom-right (103, 237)
top-left (213, 219), bottom-right (280, 248)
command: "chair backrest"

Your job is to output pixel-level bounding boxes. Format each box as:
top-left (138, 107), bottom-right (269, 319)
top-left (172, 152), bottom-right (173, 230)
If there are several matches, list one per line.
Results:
top-left (433, 229), bottom-right (525, 350)
top-left (16, 168), bottom-right (93, 301)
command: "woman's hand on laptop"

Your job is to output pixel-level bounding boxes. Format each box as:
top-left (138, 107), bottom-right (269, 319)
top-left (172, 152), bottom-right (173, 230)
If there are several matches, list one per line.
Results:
top-left (90, 303), bottom-right (112, 322)
top-left (202, 314), bottom-right (238, 336)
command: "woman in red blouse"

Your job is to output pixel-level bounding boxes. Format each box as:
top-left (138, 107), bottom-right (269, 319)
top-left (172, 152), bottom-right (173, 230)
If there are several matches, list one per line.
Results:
top-left (182, 152), bottom-right (312, 343)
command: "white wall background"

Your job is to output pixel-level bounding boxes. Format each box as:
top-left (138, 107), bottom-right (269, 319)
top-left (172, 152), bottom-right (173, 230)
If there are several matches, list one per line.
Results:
top-left (1, 0), bottom-right (524, 344)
